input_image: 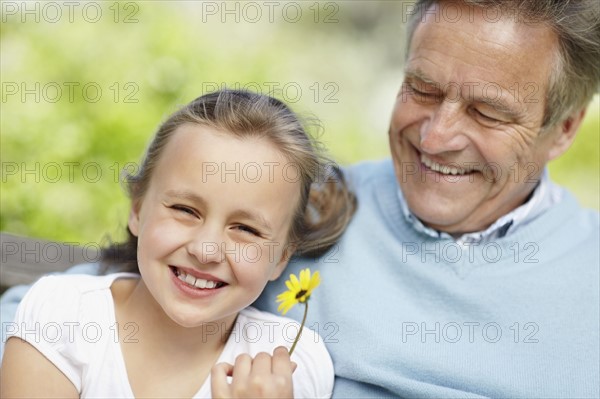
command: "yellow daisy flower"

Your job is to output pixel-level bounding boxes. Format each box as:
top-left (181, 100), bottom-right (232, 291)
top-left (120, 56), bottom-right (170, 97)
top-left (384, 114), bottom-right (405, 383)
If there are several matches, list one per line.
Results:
top-left (275, 268), bottom-right (321, 355)
top-left (276, 268), bottom-right (321, 315)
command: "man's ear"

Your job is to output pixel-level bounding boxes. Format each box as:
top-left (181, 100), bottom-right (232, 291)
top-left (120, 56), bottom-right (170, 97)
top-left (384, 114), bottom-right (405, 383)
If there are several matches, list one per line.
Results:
top-left (128, 200), bottom-right (141, 237)
top-left (547, 108), bottom-right (587, 161)
top-left (269, 243), bottom-right (297, 281)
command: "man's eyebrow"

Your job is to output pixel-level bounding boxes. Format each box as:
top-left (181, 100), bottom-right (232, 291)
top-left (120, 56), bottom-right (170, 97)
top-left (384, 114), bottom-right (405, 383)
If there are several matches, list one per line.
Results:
top-left (404, 69), bottom-right (439, 87)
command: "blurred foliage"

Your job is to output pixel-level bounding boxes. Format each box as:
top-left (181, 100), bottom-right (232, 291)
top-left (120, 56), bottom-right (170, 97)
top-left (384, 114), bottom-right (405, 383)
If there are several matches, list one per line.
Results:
top-left (1, 1), bottom-right (598, 245)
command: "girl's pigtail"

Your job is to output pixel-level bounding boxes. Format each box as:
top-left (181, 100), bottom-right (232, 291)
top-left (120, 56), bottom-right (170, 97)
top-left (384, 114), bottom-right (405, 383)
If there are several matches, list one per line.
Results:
top-left (295, 164), bottom-right (357, 258)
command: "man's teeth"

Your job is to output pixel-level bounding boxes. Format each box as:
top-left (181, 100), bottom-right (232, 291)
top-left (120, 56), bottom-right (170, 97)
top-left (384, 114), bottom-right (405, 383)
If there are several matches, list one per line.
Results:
top-left (177, 269), bottom-right (220, 289)
top-left (421, 154), bottom-right (472, 175)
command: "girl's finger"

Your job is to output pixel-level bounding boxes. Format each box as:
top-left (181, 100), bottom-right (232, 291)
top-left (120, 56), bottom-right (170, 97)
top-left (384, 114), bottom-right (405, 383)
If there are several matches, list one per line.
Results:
top-left (232, 353), bottom-right (252, 383)
top-left (272, 346), bottom-right (293, 375)
top-left (210, 362), bottom-right (233, 398)
top-left (250, 351), bottom-right (273, 376)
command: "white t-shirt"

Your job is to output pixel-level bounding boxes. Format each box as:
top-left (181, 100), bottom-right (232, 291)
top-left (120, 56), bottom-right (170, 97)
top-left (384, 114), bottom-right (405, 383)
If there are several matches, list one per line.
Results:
top-left (8, 273), bottom-right (333, 398)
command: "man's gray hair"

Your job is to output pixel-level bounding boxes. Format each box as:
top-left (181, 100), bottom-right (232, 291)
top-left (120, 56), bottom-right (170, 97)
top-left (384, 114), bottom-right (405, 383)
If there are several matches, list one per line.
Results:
top-left (405, 0), bottom-right (600, 128)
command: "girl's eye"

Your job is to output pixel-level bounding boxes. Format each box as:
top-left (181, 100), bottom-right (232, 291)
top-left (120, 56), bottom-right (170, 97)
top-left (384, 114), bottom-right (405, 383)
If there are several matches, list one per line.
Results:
top-left (235, 225), bottom-right (261, 237)
top-left (171, 205), bottom-right (197, 217)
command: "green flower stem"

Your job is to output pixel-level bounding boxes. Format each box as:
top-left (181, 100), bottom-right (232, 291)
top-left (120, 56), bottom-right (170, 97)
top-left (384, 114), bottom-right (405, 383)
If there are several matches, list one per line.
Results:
top-left (289, 301), bottom-right (308, 356)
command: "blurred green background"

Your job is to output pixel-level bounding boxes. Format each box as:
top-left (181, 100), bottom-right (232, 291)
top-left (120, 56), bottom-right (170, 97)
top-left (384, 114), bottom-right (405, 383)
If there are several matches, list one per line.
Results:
top-left (1, 1), bottom-right (598, 245)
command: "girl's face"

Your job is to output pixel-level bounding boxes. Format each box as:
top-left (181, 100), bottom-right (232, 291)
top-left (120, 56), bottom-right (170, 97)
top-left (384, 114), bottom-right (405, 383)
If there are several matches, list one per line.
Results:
top-left (128, 124), bottom-right (301, 328)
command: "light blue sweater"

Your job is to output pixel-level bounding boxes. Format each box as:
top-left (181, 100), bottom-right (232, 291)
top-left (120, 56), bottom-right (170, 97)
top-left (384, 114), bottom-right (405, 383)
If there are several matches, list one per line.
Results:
top-left (256, 159), bottom-right (600, 398)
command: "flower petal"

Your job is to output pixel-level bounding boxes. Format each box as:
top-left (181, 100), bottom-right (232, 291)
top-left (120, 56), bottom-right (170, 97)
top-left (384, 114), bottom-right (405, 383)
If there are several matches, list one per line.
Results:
top-left (285, 279), bottom-right (295, 292)
top-left (289, 274), bottom-right (301, 291)
top-left (308, 271), bottom-right (321, 292)
top-left (299, 268), bottom-right (310, 289)
top-left (275, 268), bottom-right (321, 316)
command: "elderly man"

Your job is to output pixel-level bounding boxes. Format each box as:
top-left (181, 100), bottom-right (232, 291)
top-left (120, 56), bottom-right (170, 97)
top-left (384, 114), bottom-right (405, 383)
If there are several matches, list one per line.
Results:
top-left (258, 0), bottom-right (599, 397)
top-left (1, 0), bottom-right (598, 397)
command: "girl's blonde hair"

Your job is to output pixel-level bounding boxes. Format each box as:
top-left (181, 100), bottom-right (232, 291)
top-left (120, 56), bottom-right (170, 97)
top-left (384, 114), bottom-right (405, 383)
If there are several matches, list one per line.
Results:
top-left (102, 89), bottom-right (356, 272)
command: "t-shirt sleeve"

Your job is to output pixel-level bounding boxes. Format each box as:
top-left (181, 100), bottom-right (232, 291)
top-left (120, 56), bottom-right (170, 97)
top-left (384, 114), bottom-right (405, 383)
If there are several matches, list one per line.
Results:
top-left (6, 275), bottom-right (84, 393)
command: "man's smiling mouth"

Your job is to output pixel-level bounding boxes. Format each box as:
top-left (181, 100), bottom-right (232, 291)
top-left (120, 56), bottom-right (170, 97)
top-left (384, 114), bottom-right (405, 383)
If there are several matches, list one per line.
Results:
top-left (420, 153), bottom-right (477, 176)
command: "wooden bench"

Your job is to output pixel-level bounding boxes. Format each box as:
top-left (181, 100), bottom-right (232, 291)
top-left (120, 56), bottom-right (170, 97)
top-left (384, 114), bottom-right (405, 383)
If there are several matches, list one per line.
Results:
top-left (0, 233), bottom-right (92, 293)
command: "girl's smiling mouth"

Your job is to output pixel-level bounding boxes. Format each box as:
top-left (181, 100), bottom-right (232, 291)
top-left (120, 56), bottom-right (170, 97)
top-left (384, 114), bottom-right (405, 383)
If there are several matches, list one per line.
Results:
top-left (169, 266), bottom-right (227, 290)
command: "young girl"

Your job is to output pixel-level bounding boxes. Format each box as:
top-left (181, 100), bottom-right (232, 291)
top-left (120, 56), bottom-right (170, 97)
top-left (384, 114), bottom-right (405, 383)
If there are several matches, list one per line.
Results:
top-left (0, 90), bottom-right (356, 398)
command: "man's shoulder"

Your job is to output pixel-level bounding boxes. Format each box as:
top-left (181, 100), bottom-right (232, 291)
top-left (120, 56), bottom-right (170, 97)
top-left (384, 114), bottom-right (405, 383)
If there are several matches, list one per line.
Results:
top-left (559, 191), bottom-right (600, 232)
top-left (342, 158), bottom-right (395, 188)
top-left (574, 203), bottom-right (600, 240)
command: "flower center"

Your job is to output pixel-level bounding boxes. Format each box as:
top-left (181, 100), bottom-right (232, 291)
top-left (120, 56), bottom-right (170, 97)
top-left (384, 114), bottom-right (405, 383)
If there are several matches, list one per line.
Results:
top-left (295, 290), bottom-right (307, 300)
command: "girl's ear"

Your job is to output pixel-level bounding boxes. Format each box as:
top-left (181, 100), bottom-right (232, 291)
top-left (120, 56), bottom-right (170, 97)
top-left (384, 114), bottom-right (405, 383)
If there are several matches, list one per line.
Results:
top-left (269, 243), bottom-right (297, 281)
top-left (128, 200), bottom-right (141, 237)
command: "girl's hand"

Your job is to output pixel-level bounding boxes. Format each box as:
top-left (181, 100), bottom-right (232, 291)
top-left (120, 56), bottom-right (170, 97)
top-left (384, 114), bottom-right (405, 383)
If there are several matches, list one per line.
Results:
top-left (211, 346), bottom-right (297, 398)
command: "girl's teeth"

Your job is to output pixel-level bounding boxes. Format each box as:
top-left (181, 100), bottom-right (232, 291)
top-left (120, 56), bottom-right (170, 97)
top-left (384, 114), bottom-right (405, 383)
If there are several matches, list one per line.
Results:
top-left (194, 278), bottom-right (207, 289)
top-left (176, 269), bottom-right (220, 290)
top-left (185, 274), bottom-right (196, 285)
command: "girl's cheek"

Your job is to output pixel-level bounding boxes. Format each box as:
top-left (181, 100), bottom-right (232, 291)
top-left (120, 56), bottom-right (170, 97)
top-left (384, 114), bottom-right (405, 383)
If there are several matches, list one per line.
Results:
top-left (242, 244), bottom-right (261, 263)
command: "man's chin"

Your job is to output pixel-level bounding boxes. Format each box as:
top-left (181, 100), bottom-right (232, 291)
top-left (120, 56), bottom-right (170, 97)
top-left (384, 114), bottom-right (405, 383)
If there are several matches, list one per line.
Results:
top-left (409, 205), bottom-right (476, 234)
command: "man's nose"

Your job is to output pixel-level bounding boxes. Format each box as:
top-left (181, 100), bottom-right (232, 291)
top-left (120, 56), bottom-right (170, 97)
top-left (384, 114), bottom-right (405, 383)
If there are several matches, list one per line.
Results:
top-left (419, 100), bottom-right (469, 154)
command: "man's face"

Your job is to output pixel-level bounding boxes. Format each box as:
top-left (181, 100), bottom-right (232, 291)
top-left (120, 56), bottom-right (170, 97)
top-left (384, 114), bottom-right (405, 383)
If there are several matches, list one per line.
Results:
top-left (389, 2), bottom-right (567, 234)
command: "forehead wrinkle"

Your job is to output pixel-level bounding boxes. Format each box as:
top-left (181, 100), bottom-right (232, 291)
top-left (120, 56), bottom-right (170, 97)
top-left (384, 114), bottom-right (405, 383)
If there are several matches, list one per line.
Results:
top-left (416, 8), bottom-right (532, 109)
top-left (412, 17), bottom-right (539, 86)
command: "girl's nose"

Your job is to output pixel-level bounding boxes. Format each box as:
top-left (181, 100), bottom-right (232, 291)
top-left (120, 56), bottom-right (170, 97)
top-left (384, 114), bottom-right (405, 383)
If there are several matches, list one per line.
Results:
top-left (186, 226), bottom-right (224, 265)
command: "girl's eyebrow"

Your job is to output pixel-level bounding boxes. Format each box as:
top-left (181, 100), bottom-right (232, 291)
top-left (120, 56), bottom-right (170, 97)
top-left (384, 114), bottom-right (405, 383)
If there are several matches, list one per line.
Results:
top-left (165, 189), bottom-right (207, 208)
top-left (164, 189), bottom-right (273, 232)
